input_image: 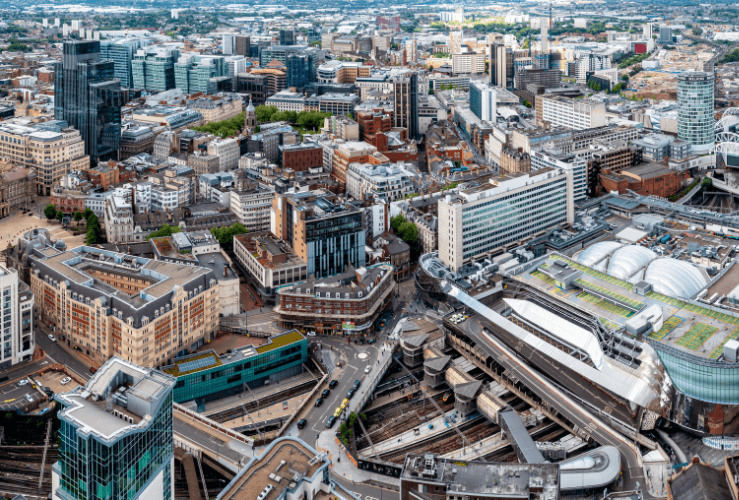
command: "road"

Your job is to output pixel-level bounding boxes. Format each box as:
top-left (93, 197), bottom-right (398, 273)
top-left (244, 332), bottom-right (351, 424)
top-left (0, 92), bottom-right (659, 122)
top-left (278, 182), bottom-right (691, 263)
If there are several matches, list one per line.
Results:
top-left (35, 323), bottom-right (94, 383)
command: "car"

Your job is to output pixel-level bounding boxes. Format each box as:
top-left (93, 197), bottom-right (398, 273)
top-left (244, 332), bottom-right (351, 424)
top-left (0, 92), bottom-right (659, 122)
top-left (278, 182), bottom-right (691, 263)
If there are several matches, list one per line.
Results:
top-left (47, 334), bottom-right (56, 342)
top-left (334, 407), bottom-right (343, 418)
top-left (60, 377), bottom-right (72, 386)
top-left (307, 332), bottom-right (316, 337)
top-left (364, 365), bottom-right (371, 374)
top-left (329, 380), bottom-right (338, 389)
top-left (347, 388), bottom-right (356, 399)
top-left (315, 398), bottom-right (323, 407)
top-left (18, 379), bottom-right (28, 387)
top-left (89, 366), bottom-right (97, 374)
top-left (340, 398), bottom-right (349, 409)
top-left (297, 419), bottom-right (307, 429)
top-left (326, 415), bottom-right (337, 428)
top-left (321, 389), bottom-right (330, 399)
top-left (353, 379), bottom-right (361, 388)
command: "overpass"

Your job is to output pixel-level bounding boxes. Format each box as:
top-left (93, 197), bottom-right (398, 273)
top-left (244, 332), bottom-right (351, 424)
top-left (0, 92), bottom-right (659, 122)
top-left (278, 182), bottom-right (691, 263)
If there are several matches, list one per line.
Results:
top-left (172, 402), bottom-right (253, 475)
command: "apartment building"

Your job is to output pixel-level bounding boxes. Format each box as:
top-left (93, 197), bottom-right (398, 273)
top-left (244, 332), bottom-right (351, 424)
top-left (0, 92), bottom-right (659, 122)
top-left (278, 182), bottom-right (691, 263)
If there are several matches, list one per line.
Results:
top-left (536, 95), bottom-right (606, 130)
top-left (330, 141), bottom-right (389, 185)
top-left (229, 175), bottom-right (275, 232)
top-left (438, 168), bottom-right (574, 271)
top-left (317, 60), bottom-right (371, 84)
top-left (322, 116), bottom-right (360, 141)
top-left (30, 246), bottom-right (219, 367)
top-left (207, 138), bottom-right (240, 171)
top-left (346, 162), bottom-right (416, 203)
top-left (452, 52), bottom-right (485, 75)
top-left (0, 122), bottom-right (89, 196)
top-left (103, 195), bottom-right (135, 243)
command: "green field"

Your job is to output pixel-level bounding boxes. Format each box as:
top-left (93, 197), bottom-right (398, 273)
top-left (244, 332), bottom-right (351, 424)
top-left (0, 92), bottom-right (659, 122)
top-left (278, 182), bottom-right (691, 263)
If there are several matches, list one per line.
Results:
top-left (649, 316), bottom-right (683, 341)
top-left (675, 323), bottom-right (718, 351)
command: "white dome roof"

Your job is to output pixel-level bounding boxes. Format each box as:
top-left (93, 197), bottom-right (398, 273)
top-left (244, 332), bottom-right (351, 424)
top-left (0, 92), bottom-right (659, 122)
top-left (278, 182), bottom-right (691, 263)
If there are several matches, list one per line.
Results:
top-left (577, 241), bottom-right (623, 267)
top-left (644, 258), bottom-right (707, 298)
top-left (607, 245), bottom-right (657, 280)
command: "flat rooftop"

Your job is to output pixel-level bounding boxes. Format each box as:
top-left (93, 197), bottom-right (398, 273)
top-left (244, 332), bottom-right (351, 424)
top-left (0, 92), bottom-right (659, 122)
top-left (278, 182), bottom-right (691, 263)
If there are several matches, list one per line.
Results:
top-left (218, 439), bottom-right (325, 500)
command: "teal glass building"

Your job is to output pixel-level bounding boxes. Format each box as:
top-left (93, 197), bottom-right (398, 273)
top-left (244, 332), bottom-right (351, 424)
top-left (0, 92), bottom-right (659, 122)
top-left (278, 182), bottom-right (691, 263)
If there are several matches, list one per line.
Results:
top-left (163, 330), bottom-right (307, 404)
top-left (52, 357), bottom-right (176, 500)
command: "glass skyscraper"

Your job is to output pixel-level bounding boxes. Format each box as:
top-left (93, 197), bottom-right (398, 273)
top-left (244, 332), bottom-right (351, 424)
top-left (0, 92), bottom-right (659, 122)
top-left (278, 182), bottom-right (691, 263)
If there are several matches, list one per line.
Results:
top-left (54, 41), bottom-right (123, 163)
top-left (132, 48), bottom-right (179, 92)
top-left (286, 53), bottom-right (315, 89)
top-left (678, 71), bottom-right (714, 154)
top-left (100, 39), bottom-right (142, 89)
top-left (174, 54), bottom-right (227, 94)
top-left (52, 357), bottom-right (176, 500)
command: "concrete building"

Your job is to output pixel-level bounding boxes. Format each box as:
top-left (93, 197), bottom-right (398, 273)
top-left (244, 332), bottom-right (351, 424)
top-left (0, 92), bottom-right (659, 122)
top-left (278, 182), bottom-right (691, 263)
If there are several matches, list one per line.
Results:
top-left (531, 148), bottom-right (588, 202)
top-left (536, 96), bottom-right (606, 130)
top-left (0, 264), bottom-right (34, 369)
top-left (187, 93), bottom-right (243, 124)
top-left (346, 162), bottom-right (416, 203)
top-left (207, 137), bottom-right (240, 171)
top-left (30, 246), bottom-right (220, 366)
top-left (52, 358), bottom-right (176, 500)
top-left (317, 60), bottom-right (371, 84)
top-left (322, 115), bottom-right (360, 141)
top-left (452, 52), bottom-right (485, 75)
top-left (229, 175), bottom-right (275, 232)
top-left (103, 195), bottom-right (135, 243)
top-left (438, 168), bottom-right (574, 271)
top-left (470, 81), bottom-right (497, 121)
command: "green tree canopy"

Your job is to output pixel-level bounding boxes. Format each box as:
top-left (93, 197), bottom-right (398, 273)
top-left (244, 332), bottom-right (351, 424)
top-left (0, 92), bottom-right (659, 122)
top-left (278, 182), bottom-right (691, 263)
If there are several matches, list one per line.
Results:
top-left (398, 221), bottom-right (418, 244)
top-left (210, 223), bottom-right (248, 246)
top-left (44, 204), bottom-right (56, 220)
top-left (390, 214), bottom-right (406, 232)
top-left (55, 210), bottom-right (63, 221)
top-left (73, 211), bottom-right (83, 221)
top-left (83, 207), bottom-right (94, 220)
top-left (145, 224), bottom-right (182, 241)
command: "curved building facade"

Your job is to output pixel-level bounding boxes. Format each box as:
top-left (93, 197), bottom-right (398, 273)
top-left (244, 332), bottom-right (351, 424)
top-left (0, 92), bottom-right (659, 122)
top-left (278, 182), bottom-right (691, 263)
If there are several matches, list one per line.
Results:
top-left (678, 71), bottom-right (715, 154)
top-left (606, 245), bottom-right (656, 280)
top-left (643, 258), bottom-right (707, 298)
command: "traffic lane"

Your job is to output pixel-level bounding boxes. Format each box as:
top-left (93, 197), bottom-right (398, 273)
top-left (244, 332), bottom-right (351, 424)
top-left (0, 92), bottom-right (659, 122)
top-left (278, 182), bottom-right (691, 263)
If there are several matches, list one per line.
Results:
top-left (467, 324), bottom-right (650, 497)
top-left (36, 326), bottom-right (92, 382)
top-left (332, 475), bottom-right (393, 500)
top-left (172, 418), bottom-right (245, 465)
top-left (0, 358), bottom-right (48, 381)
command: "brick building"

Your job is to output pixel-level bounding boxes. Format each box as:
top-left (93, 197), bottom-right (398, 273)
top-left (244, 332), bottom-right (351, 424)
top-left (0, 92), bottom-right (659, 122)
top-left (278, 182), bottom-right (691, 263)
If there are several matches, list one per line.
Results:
top-left (599, 162), bottom-right (684, 198)
top-left (279, 143), bottom-right (323, 171)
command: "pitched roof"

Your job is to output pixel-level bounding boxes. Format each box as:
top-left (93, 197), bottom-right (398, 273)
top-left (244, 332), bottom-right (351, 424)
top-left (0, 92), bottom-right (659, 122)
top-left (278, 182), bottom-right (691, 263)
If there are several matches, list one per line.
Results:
top-left (669, 463), bottom-right (733, 500)
top-left (424, 355), bottom-right (451, 372)
top-left (454, 380), bottom-right (482, 400)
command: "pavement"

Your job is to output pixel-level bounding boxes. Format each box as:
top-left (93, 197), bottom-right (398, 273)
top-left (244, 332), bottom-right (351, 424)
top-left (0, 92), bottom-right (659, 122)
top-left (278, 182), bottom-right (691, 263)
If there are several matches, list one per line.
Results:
top-left (173, 417), bottom-right (252, 470)
top-left (36, 323), bottom-right (94, 383)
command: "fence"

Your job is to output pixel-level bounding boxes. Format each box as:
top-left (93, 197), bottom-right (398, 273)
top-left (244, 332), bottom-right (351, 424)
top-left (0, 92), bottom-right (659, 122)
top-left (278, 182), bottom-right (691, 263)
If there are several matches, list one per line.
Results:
top-left (173, 402), bottom-right (253, 446)
top-left (218, 325), bottom-right (271, 338)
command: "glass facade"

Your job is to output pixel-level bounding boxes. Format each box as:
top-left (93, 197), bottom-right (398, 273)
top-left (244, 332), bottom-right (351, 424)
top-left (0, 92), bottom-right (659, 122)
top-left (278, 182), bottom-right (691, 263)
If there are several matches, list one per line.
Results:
top-left (54, 41), bottom-right (123, 163)
top-left (678, 72), bottom-right (714, 153)
top-left (56, 391), bottom-right (173, 500)
top-left (175, 56), bottom-right (226, 95)
top-left (461, 178), bottom-right (568, 259)
top-left (286, 54), bottom-right (315, 89)
top-left (132, 50), bottom-right (178, 92)
top-left (100, 41), bottom-right (140, 89)
top-left (171, 339), bottom-right (307, 403)
top-left (305, 213), bottom-right (366, 278)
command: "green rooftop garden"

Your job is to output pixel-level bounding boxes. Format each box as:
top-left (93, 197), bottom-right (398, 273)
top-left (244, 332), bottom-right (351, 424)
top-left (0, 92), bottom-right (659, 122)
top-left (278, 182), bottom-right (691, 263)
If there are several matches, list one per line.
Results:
top-left (256, 331), bottom-right (305, 354)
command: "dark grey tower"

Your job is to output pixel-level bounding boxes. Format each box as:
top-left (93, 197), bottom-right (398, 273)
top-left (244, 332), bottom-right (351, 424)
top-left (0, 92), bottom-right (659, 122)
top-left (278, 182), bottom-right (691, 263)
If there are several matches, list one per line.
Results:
top-left (54, 40), bottom-right (124, 164)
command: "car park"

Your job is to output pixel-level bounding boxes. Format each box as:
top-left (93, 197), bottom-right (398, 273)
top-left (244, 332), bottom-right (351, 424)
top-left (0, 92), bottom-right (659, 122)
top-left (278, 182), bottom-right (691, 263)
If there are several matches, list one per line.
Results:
top-left (60, 377), bottom-right (72, 386)
top-left (329, 380), bottom-right (338, 389)
top-left (18, 379), bottom-right (28, 387)
top-left (297, 419), bottom-right (307, 429)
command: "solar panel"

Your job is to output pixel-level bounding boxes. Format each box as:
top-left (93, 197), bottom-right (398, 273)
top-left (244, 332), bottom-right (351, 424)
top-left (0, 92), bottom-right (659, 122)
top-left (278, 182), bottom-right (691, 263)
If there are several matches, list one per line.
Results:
top-left (178, 356), bottom-right (217, 373)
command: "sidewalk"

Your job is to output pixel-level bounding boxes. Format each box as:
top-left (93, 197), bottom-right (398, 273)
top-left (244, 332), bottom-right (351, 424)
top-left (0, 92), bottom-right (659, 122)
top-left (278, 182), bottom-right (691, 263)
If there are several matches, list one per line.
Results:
top-left (316, 430), bottom-right (400, 487)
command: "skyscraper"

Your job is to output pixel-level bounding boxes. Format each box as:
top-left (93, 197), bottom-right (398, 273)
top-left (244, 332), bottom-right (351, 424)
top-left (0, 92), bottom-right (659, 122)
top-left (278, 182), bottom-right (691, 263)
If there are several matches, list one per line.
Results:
top-left (132, 48), bottom-right (179, 92)
top-left (280, 30), bottom-right (295, 46)
top-left (489, 43), bottom-right (509, 88)
top-left (222, 34), bottom-right (236, 55)
top-left (392, 70), bottom-right (419, 140)
top-left (52, 357), bottom-right (176, 500)
top-left (286, 53), bottom-right (315, 88)
top-left (0, 264), bottom-right (34, 369)
top-left (470, 81), bottom-right (496, 121)
top-left (540, 16), bottom-right (549, 52)
top-left (678, 71), bottom-right (715, 154)
top-left (174, 54), bottom-right (227, 94)
top-left (450, 31), bottom-right (463, 54)
top-left (54, 40), bottom-right (124, 164)
top-left (100, 39), bottom-right (142, 89)
top-left (235, 35), bottom-right (251, 56)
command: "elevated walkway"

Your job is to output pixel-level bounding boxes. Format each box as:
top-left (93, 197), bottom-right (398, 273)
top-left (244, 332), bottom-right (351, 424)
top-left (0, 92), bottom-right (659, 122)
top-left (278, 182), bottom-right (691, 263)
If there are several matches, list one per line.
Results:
top-left (499, 407), bottom-right (546, 464)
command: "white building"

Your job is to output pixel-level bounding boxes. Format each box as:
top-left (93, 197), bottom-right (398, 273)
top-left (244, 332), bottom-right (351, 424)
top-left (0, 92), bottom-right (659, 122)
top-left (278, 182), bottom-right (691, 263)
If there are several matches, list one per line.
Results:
top-left (470, 81), bottom-right (497, 121)
top-left (575, 53), bottom-right (612, 84)
top-left (103, 196), bottom-right (135, 243)
top-left (226, 55), bottom-right (246, 79)
top-left (531, 148), bottom-right (588, 202)
top-left (229, 184), bottom-right (275, 232)
top-left (346, 162), bottom-right (416, 203)
top-left (199, 172), bottom-right (234, 206)
top-left (438, 168), bottom-right (574, 271)
top-left (85, 191), bottom-right (116, 218)
top-left (0, 265), bottom-right (34, 368)
top-left (452, 52), bottom-right (485, 75)
top-left (537, 96), bottom-right (606, 130)
top-left (366, 201), bottom-right (388, 240)
top-left (207, 138), bottom-right (240, 172)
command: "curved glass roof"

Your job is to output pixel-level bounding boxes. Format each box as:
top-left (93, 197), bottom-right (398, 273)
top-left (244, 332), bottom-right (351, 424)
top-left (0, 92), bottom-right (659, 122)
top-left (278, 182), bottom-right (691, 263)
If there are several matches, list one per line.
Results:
top-left (577, 241), bottom-right (623, 267)
top-left (644, 258), bottom-right (707, 298)
top-left (606, 246), bottom-right (657, 280)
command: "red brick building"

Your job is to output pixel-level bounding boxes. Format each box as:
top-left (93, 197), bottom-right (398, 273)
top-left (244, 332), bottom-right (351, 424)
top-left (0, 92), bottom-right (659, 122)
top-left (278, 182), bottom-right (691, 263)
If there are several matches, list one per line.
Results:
top-left (279, 143), bottom-right (323, 171)
top-left (599, 162), bottom-right (684, 198)
top-left (357, 109), bottom-right (417, 161)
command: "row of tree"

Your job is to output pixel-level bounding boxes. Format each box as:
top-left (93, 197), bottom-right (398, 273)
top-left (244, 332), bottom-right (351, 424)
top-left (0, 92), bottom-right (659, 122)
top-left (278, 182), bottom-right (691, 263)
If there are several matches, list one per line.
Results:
top-left (192, 112), bottom-right (245, 138)
top-left (255, 106), bottom-right (334, 131)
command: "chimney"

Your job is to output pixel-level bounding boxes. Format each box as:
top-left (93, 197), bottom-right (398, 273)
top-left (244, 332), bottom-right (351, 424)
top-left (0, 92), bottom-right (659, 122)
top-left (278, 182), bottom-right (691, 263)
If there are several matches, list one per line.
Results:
top-left (224, 264), bottom-right (228, 278)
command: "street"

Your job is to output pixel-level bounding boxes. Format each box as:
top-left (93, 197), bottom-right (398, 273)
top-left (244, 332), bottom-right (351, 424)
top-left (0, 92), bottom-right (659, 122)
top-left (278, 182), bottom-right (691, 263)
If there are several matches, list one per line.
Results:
top-left (35, 323), bottom-right (94, 383)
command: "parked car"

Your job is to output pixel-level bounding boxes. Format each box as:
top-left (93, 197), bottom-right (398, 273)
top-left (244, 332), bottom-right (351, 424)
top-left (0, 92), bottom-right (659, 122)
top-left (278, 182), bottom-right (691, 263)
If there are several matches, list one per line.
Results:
top-left (347, 388), bottom-right (356, 399)
top-left (315, 398), bottom-right (323, 407)
top-left (18, 379), bottom-right (28, 387)
top-left (340, 398), bottom-right (349, 409)
top-left (329, 380), bottom-right (338, 389)
top-left (297, 419), bottom-right (307, 429)
top-left (326, 415), bottom-right (336, 428)
top-left (47, 334), bottom-right (56, 342)
top-left (333, 407), bottom-right (342, 418)
top-left (364, 365), bottom-right (371, 374)
top-left (321, 389), bottom-right (330, 399)
top-left (60, 377), bottom-right (72, 386)
top-left (89, 366), bottom-right (97, 374)
top-left (307, 332), bottom-right (316, 337)
top-left (353, 379), bottom-right (361, 388)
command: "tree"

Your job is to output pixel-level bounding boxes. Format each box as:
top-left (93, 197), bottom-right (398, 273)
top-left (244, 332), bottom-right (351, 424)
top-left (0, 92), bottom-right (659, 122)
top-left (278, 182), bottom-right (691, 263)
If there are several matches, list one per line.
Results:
top-left (345, 112), bottom-right (353, 120)
top-left (44, 204), bottom-right (56, 220)
top-left (621, 74), bottom-right (629, 82)
top-left (255, 105), bottom-right (279, 123)
top-left (390, 214), bottom-right (406, 232)
top-left (145, 224), bottom-right (182, 240)
top-left (73, 211), bottom-right (83, 222)
top-left (55, 210), bottom-right (63, 221)
top-left (398, 221), bottom-right (418, 244)
top-left (85, 228), bottom-right (98, 245)
top-left (210, 223), bottom-right (248, 246)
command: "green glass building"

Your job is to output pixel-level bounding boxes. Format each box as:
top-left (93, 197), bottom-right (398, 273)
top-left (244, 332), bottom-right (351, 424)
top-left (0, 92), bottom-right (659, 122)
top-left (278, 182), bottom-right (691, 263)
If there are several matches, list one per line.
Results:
top-left (132, 48), bottom-right (179, 92)
top-left (174, 55), bottom-right (227, 95)
top-left (52, 357), bottom-right (176, 500)
top-left (163, 330), bottom-right (308, 404)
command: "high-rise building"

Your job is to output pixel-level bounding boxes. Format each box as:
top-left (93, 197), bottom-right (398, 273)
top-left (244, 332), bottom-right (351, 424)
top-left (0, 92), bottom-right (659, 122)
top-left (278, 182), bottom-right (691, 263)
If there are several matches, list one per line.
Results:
top-left (0, 264), bottom-right (34, 369)
top-left (286, 53), bottom-right (315, 88)
top-left (52, 357), bottom-right (176, 500)
top-left (678, 71), bottom-right (714, 154)
top-left (405, 39), bottom-right (418, 63)
top-left (452, 52), bottom-right (485, 75)
top-left (272, 190), bottom-right (366, 278)
top-left (225, 55), bottom-right (246, 89)
top-left (235, 35), bottom-right (250, 56)
top-left (392, 70), bottom-right (419, 140)
top-left (279, 30), bottom-right (295, 46)
top-left (659, 26), bottom-right (673, 44)
top-left (643, 23), bottom-right (653, 39)
top-left (222, 34), bottom-right (236, 55)
top-left (540, 17), bottom-right (549, 52)
top-left (489, 43), bottom-right (510, 88)
top-left (438, 168), bottom-right (574, 272)
top-left (132, 48), bottom-right (178, 92)
top-left (174, 54), bottom-right (227, 94)
top-left (449, 31), bottom-right (463, 55)
top-left (470, 81), bottom-right (497, 121)
top-left (54, 40), bottom-right (124, 164)
top-left (100, 39), bottom-right (142, 89)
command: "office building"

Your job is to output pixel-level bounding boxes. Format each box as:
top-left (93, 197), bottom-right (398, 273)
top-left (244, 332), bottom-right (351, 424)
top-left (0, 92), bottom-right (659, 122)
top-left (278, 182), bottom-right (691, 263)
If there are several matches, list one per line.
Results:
top-left (100, 39), bottom-right (142, 89)
top-left (644, 23), bottom-right (653, 39)
top-left (438, 168), bottom-right (574, 271)
top-left (272, 190), bottom-right (366, 278)
top-left (286, 53), bottom-right (315, 88)
top-left (30, 246), bottom-right (219, 366)
top-left (452, 52), bottom-right (485, 75)
top-left (222, 34), bottom-right (236, 55)
top-left (678, 71), bottom-right (714, 154)
top-left (317, 60), bottom-right (370, 84)
top-left (531, 148), bottom-right (588, 202)
top-left (187, 93), bottom-right (242, 124)
top-left (330, 140), bottom-right (388, 185)
top-left (0, 122), bottom-right (89, 196)
top-left (235, 35), bottom-right (250, 56)
top-left (346, 162), bottom-right (416, 203)
top-left (174, 54), bottom-right (227, 94)
top-left (574, 53), bottom-right (611, 84)
top-left (52, 357), bottom-right (176, 500)
top-left (489, 43), bottom-right (510, 88)
top-left (259, 45), bottom-right (307, 67)
top-left (234, 232), bottom-right (306, 301)
top-left (229, 176), bottom-right (275, 232)
top-left (0, 264), bottom-right (34, 369)
top-left (514, 68), bottom-right (560, 92)
top-left (536, 95), bottom-right (606, 130)
top-left (279, 30), bottom-right (295, 46)
top-left (226, 55), bottom-right (246, 83)
top-left (470, 81), bottom-right (497, 121)
top-left (659, 26), bottom-right (673, 44)
top-left (132, 48), bottom-right (178, 93)
top-left (393, 70), bottom-right (420, 140)
top-left (449, 31), bottom-right (463, 54)
top-left (54, 41), bottom-right (124, 163)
